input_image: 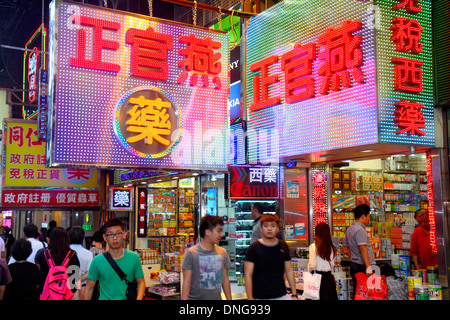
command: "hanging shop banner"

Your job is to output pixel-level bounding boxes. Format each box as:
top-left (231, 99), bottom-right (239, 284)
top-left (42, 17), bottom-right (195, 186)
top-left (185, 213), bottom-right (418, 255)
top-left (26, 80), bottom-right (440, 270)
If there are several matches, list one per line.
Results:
top-left (228, 165), bottom-right (279, 199)
top-left (2, 189), bottom-right (100, 208)
top-left (245, 0), bottom-right (434, 163)
top-left (46, 1), bottom-right (229, 171)
top-left (138, 188), bottom-right (147, 237)
top-left (3, 119), bottom-right (98, 188)
top-left (23, 23), bottom-right (48, 120)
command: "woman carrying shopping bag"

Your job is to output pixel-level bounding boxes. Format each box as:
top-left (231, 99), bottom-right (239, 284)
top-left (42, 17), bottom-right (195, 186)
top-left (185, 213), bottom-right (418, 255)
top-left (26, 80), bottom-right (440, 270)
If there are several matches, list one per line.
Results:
top-left (307, 223), bottom-right (338, 300)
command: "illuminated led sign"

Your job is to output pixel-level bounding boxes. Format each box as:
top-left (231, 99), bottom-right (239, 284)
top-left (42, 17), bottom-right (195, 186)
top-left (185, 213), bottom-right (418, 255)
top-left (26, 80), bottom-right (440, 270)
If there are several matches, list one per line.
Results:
top-left (377, 0), bottom-right (433, 143)
top-left (312, 169), bottom-right (328, 227)
top-left (23, 23), bottom-right (47, 120)
top-left (245, 0), bottom-right (434, 163)
top-left (109, 187), bottom-right (133, 211)
top-left (228, 165), bottom-right (278, 199)
top-left (47, 1), bottom-right (229, 170)
top-left (426, 153), bottom-right (436, 254)
top-left (3, 119), bottom-right (98, 188)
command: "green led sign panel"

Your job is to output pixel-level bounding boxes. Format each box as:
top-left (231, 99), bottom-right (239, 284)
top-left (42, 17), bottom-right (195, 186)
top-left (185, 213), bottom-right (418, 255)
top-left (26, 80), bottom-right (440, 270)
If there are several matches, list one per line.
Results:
top-left (376, 0), bottom-right (434, 145)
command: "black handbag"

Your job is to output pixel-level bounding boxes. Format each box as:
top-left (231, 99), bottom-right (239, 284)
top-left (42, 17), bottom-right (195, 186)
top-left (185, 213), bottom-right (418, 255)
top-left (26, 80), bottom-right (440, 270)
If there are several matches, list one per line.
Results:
top-left (103, 251), bottom-right (138, 300)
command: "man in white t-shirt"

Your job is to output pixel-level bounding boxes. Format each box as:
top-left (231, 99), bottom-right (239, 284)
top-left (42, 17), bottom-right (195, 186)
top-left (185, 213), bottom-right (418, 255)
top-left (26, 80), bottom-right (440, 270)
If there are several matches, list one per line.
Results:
top-left (8, 223), bottom-right (46, 264)
top-left (69, 226), bottom-right (93, 287)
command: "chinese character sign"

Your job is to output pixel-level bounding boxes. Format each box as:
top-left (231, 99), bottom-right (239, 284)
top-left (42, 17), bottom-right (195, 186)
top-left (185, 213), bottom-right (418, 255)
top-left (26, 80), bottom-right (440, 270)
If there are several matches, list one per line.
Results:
top-left (2, 190), bottom-right (99, 208)
top-left (3, 120), bottom-right (98, 188)
top-left (109, 187), bottom-right (133, 211)
top-left (377, 0), bottom-right (434, 144)
top-left (47, 1), bottom-right (229, 170)
top-left (245, 0), bottom-right (378, 163)
top-left (229, 165), bottom-right (278, 199)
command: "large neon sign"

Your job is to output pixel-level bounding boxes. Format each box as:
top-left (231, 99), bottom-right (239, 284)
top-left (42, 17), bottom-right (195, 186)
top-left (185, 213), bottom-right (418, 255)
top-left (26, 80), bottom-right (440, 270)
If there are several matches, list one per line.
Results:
top-left (245, 0), bottom-right (434, 163)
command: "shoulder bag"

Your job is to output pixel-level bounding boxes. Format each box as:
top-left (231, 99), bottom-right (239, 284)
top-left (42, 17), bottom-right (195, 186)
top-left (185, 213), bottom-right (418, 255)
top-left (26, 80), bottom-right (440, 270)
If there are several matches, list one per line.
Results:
top-left (103, 251), bottom-right (138, 300)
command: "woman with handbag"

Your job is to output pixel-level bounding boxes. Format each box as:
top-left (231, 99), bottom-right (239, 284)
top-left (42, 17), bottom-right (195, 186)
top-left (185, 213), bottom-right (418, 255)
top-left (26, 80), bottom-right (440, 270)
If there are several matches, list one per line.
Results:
top-left (308, 223), bottom-right (338, 300)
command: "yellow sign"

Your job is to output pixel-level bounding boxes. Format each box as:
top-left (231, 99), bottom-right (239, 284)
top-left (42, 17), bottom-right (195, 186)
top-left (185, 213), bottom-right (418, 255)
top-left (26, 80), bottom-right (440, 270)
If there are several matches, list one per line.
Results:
top-left (4, 120), bottom-right (98, 188)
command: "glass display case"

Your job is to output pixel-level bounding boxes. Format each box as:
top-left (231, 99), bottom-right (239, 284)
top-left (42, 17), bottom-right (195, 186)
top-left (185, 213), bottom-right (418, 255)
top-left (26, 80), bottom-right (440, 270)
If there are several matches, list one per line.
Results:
top-left (234, 200), bottom-right (277, 277)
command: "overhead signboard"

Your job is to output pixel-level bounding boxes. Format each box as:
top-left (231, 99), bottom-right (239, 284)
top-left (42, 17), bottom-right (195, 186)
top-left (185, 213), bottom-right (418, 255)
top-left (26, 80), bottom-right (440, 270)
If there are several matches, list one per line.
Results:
top-left (245, 0), bottom-right (434, 163)
top-left (228, 165), bottom-right (279, 199)
top-left (3, 119), bottom-right (98, 188)
top-left (2, 189), bottom-right (99, 208)
top-left (47, 0), bottom-right (229, 171)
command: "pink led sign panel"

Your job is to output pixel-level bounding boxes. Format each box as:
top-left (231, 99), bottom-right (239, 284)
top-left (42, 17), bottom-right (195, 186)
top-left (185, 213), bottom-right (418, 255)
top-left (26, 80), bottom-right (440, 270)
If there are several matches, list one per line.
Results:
top-left (245, 0), bottom-right (434, 164)
top-left (46, 1), bottom-right (229, 170)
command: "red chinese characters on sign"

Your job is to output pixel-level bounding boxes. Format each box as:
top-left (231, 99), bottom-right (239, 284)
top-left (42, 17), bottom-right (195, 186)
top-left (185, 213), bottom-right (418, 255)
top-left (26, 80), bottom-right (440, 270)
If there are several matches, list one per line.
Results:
top-left (281, 43), bottom-right (316, 103)
top-left (250, 55), bottom-right (280, 112)
top-left (177, 34), bottom-right (222, 89)
top-left (249, 20), bottom-right (365, 113)
top-left (9, 126), bottom-right (43, 148)
top-left (318, 20), bottom-right (364, 94)
top-left (126, 27), bottom-right (173, 81)
top-left (69, 16), bottom-right (222, 89)
top-left (391, 17), bottom-right (423, 53)
top-left (70, 15), bottom-right (121, 73)
top-left (392, 57), bottom-right (423, 93)
top-left (312, 171), bottom-right (327, 226)
top-left (392, 0), bottom-right (421, 14)
top-left (394, 100), bottom-right (425, 136)
top-left (390, 0), bottom-right (426, 137)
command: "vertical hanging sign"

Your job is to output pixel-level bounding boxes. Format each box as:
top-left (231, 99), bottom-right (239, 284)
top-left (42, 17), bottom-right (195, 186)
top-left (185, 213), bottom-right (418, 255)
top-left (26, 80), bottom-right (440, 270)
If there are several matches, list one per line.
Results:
top-left (138, 188), bottom-right (147, 237)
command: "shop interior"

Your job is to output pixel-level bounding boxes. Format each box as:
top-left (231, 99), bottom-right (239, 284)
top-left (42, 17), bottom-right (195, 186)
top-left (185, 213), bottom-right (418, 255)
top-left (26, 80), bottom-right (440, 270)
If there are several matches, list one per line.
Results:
top-left (104, 151), bottom-right (437, 300)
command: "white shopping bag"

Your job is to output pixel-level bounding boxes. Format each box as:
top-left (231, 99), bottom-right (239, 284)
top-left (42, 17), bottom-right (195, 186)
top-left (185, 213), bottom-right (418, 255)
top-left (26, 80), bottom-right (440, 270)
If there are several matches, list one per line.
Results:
top-left (303, 271), bottom-right (322, 300)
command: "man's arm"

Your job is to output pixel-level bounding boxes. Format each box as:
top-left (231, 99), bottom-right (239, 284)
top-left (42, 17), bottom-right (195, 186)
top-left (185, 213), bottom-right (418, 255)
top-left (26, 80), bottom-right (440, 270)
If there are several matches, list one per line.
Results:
top-left (181, 268), bottom-right (192, 300)
top-left (221, 268), bottom-right (232, 300)
top-left (136, 276), bottom-right (146, 300)
top-left (412, 255), bottom-right (421, 270)
top-left (244, 261), bottom-right (254, 300)
top-left (82, 278), bottom-right (96, 300)
top-left (284, 261), bottom-right (298, 300)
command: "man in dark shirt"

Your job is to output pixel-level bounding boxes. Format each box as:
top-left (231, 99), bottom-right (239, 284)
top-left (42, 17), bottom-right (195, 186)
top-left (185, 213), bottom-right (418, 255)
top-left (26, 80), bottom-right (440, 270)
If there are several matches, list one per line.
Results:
top-left (244, 214), bottom-right (298, 300)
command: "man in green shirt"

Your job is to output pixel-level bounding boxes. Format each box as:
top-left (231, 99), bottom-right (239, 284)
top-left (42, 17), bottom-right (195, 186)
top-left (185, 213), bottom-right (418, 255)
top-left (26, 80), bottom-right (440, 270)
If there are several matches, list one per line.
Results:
top-left (83, 219), bottom-right (145, 300)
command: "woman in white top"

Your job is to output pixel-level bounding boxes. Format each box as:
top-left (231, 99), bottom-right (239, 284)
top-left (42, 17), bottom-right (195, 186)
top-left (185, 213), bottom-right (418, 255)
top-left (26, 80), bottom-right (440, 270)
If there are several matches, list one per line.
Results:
top-left (308, 223), bottom-right (338, 300)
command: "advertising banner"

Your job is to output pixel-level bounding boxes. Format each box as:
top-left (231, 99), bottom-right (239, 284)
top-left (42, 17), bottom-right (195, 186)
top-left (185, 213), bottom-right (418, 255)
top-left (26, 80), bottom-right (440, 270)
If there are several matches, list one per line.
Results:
top-left (2, 189), bottom-right (99, 208)
top-left (228, 165), bottom-right (279, 199)
top-left (245, 0), bottom-right (434, 163)
top-left (3, 119), bottom-right (98, 188)
top-left (47, 1), bottom-right (229, 171)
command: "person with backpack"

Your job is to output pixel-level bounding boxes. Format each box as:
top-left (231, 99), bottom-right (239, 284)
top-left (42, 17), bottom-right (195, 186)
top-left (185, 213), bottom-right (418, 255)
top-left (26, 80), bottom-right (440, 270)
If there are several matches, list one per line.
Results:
top-left (35, 227), bottom-right (81, 300)
top-left (82, 219), bottom-right (145, 300)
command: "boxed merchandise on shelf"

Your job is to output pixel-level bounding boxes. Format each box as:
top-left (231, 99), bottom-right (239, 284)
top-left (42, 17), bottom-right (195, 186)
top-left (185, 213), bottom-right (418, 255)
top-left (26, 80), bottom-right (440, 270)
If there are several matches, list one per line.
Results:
top-left (137, 249), bottom-right (160, 265)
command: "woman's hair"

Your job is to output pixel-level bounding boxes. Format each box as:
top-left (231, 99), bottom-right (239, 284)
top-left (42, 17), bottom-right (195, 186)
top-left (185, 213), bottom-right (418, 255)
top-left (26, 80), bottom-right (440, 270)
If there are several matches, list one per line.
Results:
top-left (92, 229), bottom-right (104, 243)
top-left (49, 227), bottom-right (72, 264)
top-left (314, 223), bottom-right (336, 262)
top-left (11, 238), bottom-right (32, 261)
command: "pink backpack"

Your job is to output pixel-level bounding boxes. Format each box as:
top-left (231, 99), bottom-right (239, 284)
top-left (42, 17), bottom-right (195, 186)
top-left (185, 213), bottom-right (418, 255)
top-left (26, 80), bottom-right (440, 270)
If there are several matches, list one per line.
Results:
top-left (40, 250), bottom-right (75, 300)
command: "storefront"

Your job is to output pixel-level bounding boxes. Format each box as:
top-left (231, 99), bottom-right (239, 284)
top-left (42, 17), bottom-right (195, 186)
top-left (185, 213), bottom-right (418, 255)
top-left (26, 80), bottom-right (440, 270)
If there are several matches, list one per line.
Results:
top-left (244, 0), bottom-right (446, 300)
top-left (44, 1), bottom-right (230, 299)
